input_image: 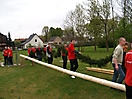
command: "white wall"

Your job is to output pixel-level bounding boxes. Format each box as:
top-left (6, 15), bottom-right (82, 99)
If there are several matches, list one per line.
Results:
top-left (23, 35), bottom-right (44, 49)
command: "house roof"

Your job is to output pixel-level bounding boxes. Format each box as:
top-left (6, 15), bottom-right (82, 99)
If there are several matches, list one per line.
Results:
top-left (49, 36), bottom-right (59, 41)
top-left (14, 38), bottom-right (27, 42)
top-left (21, 33), bottom-right (39, 45)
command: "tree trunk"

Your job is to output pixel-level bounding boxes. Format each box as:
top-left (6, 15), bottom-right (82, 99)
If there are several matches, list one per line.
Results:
top-left (94, 38), bottom-right (97, 51)
top-left (104, 23), bottom-right (109, 52)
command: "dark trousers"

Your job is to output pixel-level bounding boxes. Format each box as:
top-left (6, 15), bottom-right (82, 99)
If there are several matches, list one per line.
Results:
top-left (4, 56), bottom-right (8, 65)
top-left (62, 56), bottom-right (67, 69)
top-left (48, 57), bottom-right (53, 64)
top-left (112, 64), bottom-right (125, 84)
top-left (37, 55), bottom-right (42, 61)
top-left (8, 57), bottom-right (13, 65)
top-left (70, 59), bottom-right (78, 72)
top-left (125, 83), bottom-right (132, 99)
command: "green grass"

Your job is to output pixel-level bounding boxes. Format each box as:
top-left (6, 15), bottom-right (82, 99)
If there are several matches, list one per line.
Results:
top-left (0, 47), bottom-right (126, 99)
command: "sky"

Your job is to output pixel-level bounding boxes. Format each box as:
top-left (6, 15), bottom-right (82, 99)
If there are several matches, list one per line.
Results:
top-left (0, 0), bottom-right (84, 40)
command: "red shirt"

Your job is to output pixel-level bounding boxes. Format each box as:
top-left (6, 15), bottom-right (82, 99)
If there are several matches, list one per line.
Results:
top-left (3, 49), bottom-right (8, 56)
top-left (28, 48), bottom-right (31, 54)
top-left (125, 50), bottom-right (132, 86)
top-left (31, 47), bottom-right (36, 53)
top-left (8, 49), bottom-right (13, 57)
top-left (68, 43), bottom-right (76, 60)
top-left (44, 47), bottom-right (46, 52)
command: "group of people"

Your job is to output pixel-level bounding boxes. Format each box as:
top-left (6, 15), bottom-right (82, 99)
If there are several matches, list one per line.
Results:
top-left (112, 37), bottom-right (132, 99)
top-left (27, 43), bottom-right (53, 65)
top-left (3, 46), bottom-right (13, 67)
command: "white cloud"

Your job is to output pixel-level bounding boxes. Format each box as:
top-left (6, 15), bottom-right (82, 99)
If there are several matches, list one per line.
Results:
top-left (0, 0), bottom-right (84, 40)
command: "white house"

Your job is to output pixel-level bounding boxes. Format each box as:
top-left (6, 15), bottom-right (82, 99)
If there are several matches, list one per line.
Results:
top-left (21, 33), bottom-right (44, 49)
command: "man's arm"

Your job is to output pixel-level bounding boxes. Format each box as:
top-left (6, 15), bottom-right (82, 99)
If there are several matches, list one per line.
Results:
top-left (113, 58), bottom-right (118, 70)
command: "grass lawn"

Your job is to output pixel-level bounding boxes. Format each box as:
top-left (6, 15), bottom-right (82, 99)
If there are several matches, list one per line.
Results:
top-left (0, 47), bottom-right (126, 99)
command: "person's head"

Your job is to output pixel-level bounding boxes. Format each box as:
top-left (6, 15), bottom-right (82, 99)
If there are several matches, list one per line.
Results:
top-left (48, 43), bottom-right (51, 45)
top-left (119, 37), bottom-right (126, 46)
top-left (8, 47), bottom-right (10, 49)
top-left (64, 44), bottom-right (67, 47)
top-left (123, 42), bottom-right (128, 52)
top-left (71, 40), bottom-right (75, 44)
top-left (5, 46), bottom-right (7, 49)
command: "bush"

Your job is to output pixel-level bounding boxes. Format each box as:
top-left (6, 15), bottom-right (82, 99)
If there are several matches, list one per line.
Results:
top-left (77, 54), bottom-right (112, 68)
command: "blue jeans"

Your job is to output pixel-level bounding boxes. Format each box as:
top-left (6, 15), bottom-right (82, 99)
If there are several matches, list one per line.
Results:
top-left (112, 64), bottom-right (125, 84)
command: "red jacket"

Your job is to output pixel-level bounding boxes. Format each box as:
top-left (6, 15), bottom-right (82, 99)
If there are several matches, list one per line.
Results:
top-left (68, 43), bottom-right (76, 60)
top-left (3, 49), bottom-right (8, 56)
top-left (8, 49), bottom-right (13, 57)
top-left (44, 47), bottom-right (46, 52)
top-left (31, 47), bottom-right (36, 53)
top-left (28, 48), bottom-right (31, 55)
top-left (125, 50), bottom-right (132, 86)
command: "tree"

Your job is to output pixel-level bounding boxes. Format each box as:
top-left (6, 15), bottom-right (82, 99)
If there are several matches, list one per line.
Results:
top-left (14, 41), bottom-right (21, 48)
top-left (74, 4), bottom-right (87, 51)
top-left (63, 27), bottom-right (75, 38)
top-left (49, 27), bottom-right (63, 37)
top-left (64, 11), bottom-right (76, 39)
top-left (85, 0), bottom-right (103, 51)
top-left (100, 0), bottom-right (111, 52)
top-left (88, 17), bottom-right (103, 51)
top-left (116, 0), bottom-right (132, 40)
top-left (6, 32), bottom-right (13, 46)
top-left (42, 26), bottom-right (49, 42)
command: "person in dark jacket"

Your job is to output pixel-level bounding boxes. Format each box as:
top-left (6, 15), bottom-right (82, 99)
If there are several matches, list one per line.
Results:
top-left (46, 43), bottom-right (53, 64)
top-left (61, 44), bottom-right (68, 69)
top-left (36, 46), bottom-right (43, 61)
top-left (122, 42), bottom-right (128, 74)
top-left (68, 40), bottom-right (81, 78)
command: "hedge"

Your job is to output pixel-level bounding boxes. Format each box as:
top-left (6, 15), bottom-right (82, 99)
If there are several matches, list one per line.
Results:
top-left (77, 54), bottom-right (112, 68)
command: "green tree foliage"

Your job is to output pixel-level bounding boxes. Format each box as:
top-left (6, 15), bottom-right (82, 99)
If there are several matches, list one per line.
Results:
top-left (42, 26), bottom-right (49, 42)
top-left (97, 38), bottom-right (114, 48)
top-left (49, 27), bottom-right (63, 37)
top-left (115, 18), bottom-right (132, 42)
top-left (63, 0), bottom-right (132, 52)
top-left (88, 17), bottom-right (103, 51)
top-left (14, 41), bottom-right (21, 48)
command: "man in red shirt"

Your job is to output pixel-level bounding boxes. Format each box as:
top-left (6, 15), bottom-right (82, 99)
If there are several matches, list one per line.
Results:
top-left (27, 47), bottom-right (36, 66)
top-left (8, 47), bottom-right (13, 66)
top-left (68, 40), bottom-right (81, 78)
top-left (61, 44), bottom-right (68, 69)
top-left (3, 46), bottom-right (8, 66)
top-left (125, 42), bottom-right (132, 99)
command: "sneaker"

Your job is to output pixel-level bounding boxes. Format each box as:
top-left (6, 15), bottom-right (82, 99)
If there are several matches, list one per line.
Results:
top-left (71, 76), bottom-right (75, 79)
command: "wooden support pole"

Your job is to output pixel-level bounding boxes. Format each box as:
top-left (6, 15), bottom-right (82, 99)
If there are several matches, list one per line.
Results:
top-left (86, 67), bottom-right (114, 75)
top-left (20, 54), bottom-right (126, 91)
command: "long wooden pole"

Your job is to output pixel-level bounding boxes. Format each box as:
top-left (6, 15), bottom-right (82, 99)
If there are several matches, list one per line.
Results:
top-left (20, 54), bottom-right (126, 91)
top-left (86, 67), bottom-right (114, 75)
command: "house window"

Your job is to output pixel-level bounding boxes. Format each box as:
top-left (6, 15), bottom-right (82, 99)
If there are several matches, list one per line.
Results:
top-left (35, 39), bottom-right (37, 42)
